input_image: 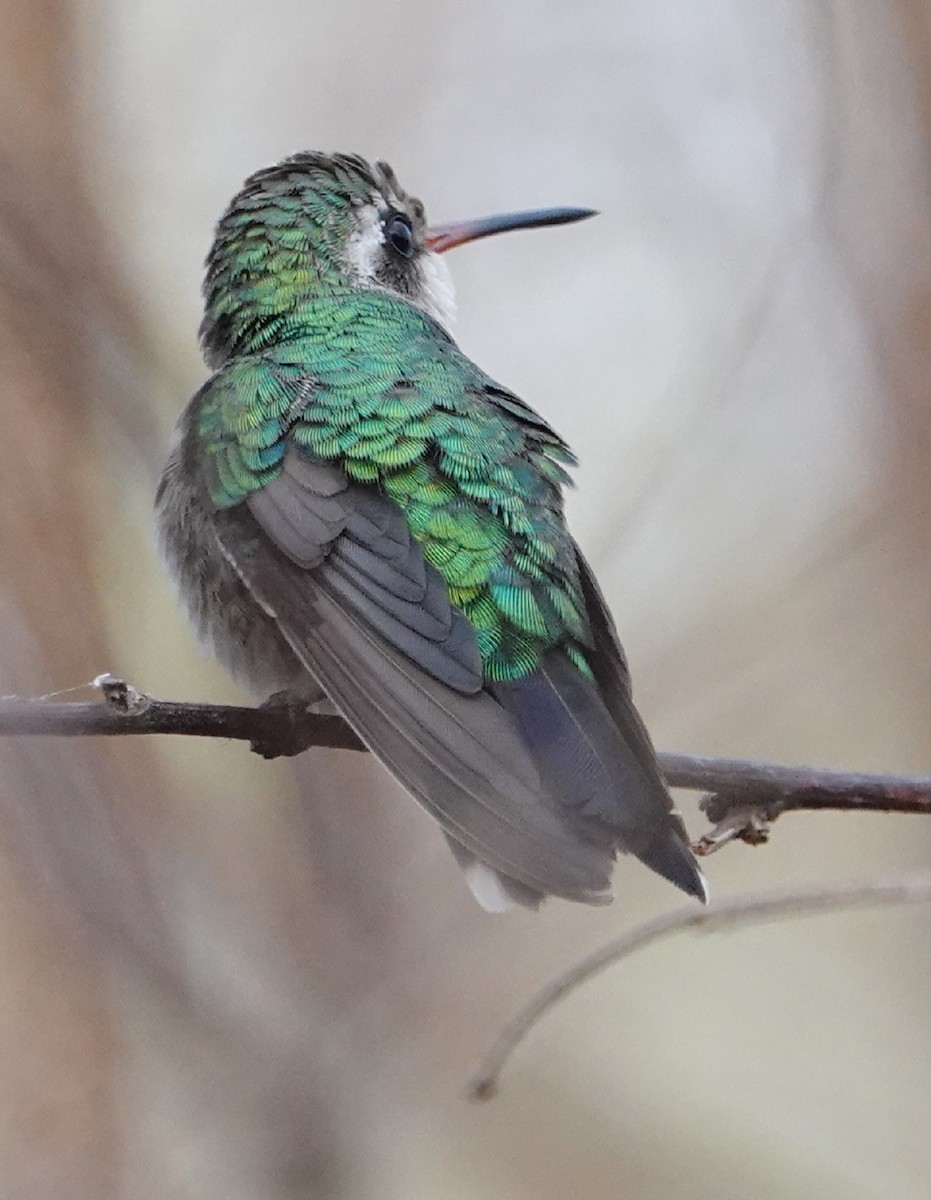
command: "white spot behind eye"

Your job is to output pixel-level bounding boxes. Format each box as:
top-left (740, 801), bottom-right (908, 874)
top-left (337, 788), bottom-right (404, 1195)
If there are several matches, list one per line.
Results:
top-left (344, 205), bottom-right (384, 280)
top-left (343, 202), bottom-right (457, 330)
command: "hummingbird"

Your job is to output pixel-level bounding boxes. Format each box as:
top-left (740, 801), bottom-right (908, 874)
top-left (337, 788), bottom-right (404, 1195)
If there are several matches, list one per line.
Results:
top-left (156, 152), bottom-right (707, 912)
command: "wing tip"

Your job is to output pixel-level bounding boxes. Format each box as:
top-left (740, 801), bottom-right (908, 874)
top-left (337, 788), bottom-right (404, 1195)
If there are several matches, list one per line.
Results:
top-left (637, 831), bottom-right (709, 904)
top-left (682, 867), bottom-right (710, 905)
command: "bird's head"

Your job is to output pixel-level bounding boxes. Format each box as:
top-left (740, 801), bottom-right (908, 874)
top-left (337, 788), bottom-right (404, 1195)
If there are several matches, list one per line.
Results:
top-left (201, 151), bottom-right (595, 366)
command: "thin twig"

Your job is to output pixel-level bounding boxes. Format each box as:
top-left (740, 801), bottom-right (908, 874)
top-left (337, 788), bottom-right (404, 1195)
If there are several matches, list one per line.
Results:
top-left (467, 874), bottom-right (931, 1101)
top-left (0, 683), bottom-right (928, 823)
top-left (0, 681), bottom-right (364, 755)
top-left (4, 681), bottom-right (930, 1098)
top-left (664, 751), bottom-right (931, 817)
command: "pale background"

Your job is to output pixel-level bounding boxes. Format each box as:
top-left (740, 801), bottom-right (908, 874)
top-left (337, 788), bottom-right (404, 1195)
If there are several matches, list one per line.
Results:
top-left (2, 2), bottom-right (931, 1197)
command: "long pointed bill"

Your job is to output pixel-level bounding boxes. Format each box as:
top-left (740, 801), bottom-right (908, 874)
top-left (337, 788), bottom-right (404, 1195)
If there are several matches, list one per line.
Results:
top-left (425, 205), bottom-right (597, 253)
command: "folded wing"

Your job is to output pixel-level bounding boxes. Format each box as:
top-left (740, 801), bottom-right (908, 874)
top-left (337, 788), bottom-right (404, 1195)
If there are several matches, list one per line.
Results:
top-left (214, 447), bottom-right (616, 904)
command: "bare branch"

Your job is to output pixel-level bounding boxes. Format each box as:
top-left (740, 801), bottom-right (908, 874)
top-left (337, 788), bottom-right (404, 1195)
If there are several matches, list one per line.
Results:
top-left (665, 751), bottom-right (931, 815)
top-left (0, 682), bottom-right (928, 822)
top-left (467, 873), bottom-right (931, 1102)
top-left (4, 680), bottom-right (931, 1102)
top-left (670, 752), bottom-right (931, 854)
top-left (0, 679), bottom-right (364, 756)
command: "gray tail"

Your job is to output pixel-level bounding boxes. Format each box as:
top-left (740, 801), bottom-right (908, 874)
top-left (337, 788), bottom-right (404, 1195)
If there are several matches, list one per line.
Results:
top-left (491, 652), bottom-right (707, 905)
top-left (636, 824), bottom-right (708, 903)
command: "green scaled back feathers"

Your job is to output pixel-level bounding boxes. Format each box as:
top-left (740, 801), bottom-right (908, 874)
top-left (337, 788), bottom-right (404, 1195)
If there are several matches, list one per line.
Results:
top-left (195, 155), bottom-right (595, 684)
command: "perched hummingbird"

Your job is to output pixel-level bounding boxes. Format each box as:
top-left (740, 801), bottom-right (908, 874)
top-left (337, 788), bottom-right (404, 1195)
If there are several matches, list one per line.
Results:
top-left (156, 152), bottom-right (707, 911)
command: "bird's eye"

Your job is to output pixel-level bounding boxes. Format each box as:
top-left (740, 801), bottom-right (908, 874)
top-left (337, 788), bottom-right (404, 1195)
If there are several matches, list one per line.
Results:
top-left (385, 213), bottom-right (414, 259)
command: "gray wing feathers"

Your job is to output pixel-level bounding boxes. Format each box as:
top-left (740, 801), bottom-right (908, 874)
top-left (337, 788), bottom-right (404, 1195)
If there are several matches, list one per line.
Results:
top-left (327, 549), bottom-right (451, 641)
top-left (247, 450), bottom-right (482, 690)
top-left (574, 545), bottom-right (669, 791)
top-left (574, 545), bottom-right (707, 899)
top-left (247, 453), bottom-right (348, 567)
top-left (224, 451), bottom-right (616, 903)
top-left (333, 536), bottom-right (426, 601)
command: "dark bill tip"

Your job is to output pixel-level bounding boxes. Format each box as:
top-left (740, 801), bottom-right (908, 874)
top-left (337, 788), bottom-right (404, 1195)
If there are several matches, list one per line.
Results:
top-left (425, 206), bottom-right (598, 253)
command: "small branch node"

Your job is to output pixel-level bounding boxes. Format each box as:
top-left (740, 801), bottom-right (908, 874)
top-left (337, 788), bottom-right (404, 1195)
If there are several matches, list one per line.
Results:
top-left (93, 673), bottom-right (150, 716)
top-left (693, 801), bottom-right (773, 856)
top-left (700, 788), bottom-right (782, 825)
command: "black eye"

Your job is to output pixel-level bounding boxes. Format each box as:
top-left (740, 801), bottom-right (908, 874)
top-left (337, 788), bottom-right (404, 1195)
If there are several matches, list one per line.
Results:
top-left (385, 213), bottom-right (414, 259)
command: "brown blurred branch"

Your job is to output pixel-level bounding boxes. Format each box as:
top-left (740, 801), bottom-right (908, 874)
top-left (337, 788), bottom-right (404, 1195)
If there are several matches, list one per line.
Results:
top-left (468, 873), bottom-right (931, 1101)
top-left (0, 676), bottom-right (365, 755)
top-left (0, 680), bottom-right (929, 831)
top-left (662, 752), bottom-right (931, 854)
top-left (5, 681), bottom-right (931, 1109)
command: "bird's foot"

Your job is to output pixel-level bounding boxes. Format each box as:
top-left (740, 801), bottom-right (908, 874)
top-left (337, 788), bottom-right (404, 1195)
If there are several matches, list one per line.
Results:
top-left (250, 689), bottom-right (320, 759)
top-left (249, 689), bottom-right (365, 758)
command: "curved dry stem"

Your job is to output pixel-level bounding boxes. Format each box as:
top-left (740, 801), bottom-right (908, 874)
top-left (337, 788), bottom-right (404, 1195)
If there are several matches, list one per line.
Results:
top-left (467, 874), bottom-right (931, 1101)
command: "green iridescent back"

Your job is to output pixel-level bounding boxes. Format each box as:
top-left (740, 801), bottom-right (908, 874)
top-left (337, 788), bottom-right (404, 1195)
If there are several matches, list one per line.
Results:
top-left (195, 156), bottom-right (594, 683)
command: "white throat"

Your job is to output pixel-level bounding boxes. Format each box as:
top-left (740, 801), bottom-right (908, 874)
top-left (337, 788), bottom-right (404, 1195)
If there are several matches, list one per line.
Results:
top-left (417, 252), bottom-right (457, 329)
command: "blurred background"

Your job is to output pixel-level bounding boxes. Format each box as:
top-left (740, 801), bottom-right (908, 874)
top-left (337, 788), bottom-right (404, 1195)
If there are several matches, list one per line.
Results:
top-left (2, 1), bottom-right (931, 1196)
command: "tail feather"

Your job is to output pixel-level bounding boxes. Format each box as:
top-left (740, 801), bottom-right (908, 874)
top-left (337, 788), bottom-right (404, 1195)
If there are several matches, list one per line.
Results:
top-left (492, 651), bottom-right (707, 904)
top-left (637, 824), bottom-right (709, 903)
top-left (444, 834), bottom-right (546, 911)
